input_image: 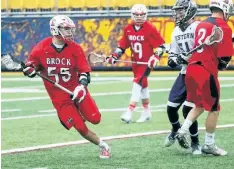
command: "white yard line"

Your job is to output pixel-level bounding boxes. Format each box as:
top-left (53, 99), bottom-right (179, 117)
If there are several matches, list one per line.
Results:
top-left (2, 76), bottom-right (234, 82)
top-left (1, 109), bottom-right (165, 121)
top-left (2, 124), bottom-right (234, 155)
top-left (1, 109), bottom-right (21, 113)
top-left (2, 84), bottom-right (234, 102)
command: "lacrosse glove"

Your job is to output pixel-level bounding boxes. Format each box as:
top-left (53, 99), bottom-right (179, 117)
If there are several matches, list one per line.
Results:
top-left (22, 62), bottom-right (37, 78)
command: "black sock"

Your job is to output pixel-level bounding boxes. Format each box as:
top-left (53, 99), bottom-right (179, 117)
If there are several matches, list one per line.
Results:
top-left (182, 105), bottom-right (199, 143)
top-left (167, 105), bottom-right (181, 132)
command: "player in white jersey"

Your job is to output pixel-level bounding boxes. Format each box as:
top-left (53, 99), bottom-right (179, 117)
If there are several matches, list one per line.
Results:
top-left (163, 0), bottom-right (202, 155)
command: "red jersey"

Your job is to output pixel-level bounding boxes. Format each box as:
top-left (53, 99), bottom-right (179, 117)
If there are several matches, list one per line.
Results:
top-left (118, 21), bottom-right (164, 62)
top-left (28, 37), bottom-right (91, 103)
top-left (189, 17), bottom-right (233, 75)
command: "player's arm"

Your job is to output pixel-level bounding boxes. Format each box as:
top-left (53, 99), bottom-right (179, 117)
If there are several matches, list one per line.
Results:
top-left (23, 44), bottom-right (42, 78)
top-left (106, 29), bottom-right (129, 64)
top-left (217, 28), bottom-right (233, 70)
top-left (147, 26), bottom-right (165, 68)
top-left (71, 45), bottom-right (92, 102)
top-left (167, 31), bottom-right (180, 68)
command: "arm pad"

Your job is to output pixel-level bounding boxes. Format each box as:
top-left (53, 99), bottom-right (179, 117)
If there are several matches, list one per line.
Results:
top-left (218, 57), bottom-right (231, 70)
top-left (113, 47), bottom-right (125, 58)
top-left (79, 72), bottom-right (90, 86)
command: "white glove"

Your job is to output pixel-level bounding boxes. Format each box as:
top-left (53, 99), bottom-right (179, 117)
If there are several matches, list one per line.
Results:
top-left (148, 55), bottom-right (160, 68)
top-left (71, 85), bottom-right (86, 103)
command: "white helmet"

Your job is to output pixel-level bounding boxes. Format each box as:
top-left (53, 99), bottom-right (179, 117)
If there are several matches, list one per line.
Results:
top-left (209, 0), bottom-right (233, 20)
top-left (131, 4), bottom-right (148, 25)
top-left (49, 15), bottom-right (75, 41)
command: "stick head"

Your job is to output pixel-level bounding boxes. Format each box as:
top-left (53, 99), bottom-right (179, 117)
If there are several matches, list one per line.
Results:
top-left (87, 52), bottom-right (106, 64)
top-left (1, 53), bottom-right (22, 71)
top-left (204, 26), bottom-right (223, 45)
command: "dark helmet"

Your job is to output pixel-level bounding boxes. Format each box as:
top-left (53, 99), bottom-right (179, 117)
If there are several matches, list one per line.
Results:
top-left (172, 0), bottom-right (197, 26)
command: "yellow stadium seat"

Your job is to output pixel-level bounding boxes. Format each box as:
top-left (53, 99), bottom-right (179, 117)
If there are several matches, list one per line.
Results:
top-left (163, 0), bottom-right (176, 6)
top-left (196, 0), bottom-right (209, 6)
top-left (130, 0), bottom-right (148, 6)
top-left (147, 0), bottom-right (162, 7)
top-left (69, 0), bottom-right (85, 9)
top-left (1, 0), bottom-right (6, 10)
top-left (22, 0), bottom-right (38, 10)
top-left (115, 0), bottom-right (131, 8)
top-left (57, 0), bottom-right (70, 9)
top-left (85, 0), bottom-right (101, 8)
top-left (100, 0), bottom-right (116, 9)
top-left (38, 0), bottom-right (55, 10)
top-left (8, 0), bottom-right (23, 9)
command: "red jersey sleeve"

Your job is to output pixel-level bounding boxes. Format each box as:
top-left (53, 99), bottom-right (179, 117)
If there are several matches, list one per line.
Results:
top-left (216, 26), bottom-right (233, 58)
top-left (28, 43), bottom-right (43, 69)
top-left (118, 27), bottom-right (130, 49)
top-left (148, 24), bottom-right (165, 48)
top-left (74, 44), bottom-right (91, 73)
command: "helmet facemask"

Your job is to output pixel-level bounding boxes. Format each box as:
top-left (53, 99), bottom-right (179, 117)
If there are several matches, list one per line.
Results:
top-left (58, 26), bottom-right (75, 41)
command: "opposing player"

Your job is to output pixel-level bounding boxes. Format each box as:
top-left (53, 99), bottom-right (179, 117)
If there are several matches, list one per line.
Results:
top-left (22, 15), bottom-right (111, 159)
top-left (106, 4), bottom-right (165, 123)
top-left (162, 0), bottom-right (201, 154)
top-left (177, 0), bottom-right (233, 156)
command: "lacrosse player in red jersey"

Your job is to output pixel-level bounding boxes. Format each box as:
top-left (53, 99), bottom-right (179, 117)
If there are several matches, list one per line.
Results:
top-left (22, 15), bottom-right (111, 159)
top-left (106, 4), bottom-right (165, 123)
top-left (176, 0), bottom-right (233, 156)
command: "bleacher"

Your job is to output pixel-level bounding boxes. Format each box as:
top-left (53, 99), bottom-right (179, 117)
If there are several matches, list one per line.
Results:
top-left (1, 0), bottom-right (211, 12)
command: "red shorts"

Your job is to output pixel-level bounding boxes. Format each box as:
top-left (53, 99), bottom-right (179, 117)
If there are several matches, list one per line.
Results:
top-left (185, 64), bottom-right (220, 111)
top-left (53, 90), bottom-right (101, 133)
top-left (132, 65), bottom-right (151, 88)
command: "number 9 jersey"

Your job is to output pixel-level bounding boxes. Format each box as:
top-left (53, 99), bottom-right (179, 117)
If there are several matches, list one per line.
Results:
top-left (169, 21), bottom-right (200, 74)
top-left (118, 21), bottom-right (164, 62)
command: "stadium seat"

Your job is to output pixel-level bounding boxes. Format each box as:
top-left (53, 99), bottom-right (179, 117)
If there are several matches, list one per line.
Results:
top-left (115, 0), bottom-right (131, 10)
top-left (38, 0), bottom-right (55, 11)
top-left (69, 0), bottom-right (85, 10)
top-left (22, 0), bottom-right (38, 11)
top-left (57, 0), bottom-right (70, 10)
top-left (100, 0), bottom-right (116, 9)
top-left (8, 0), bottom-right (23, 10)
top-left (85, 0), bottom-right (101, 10)
top-left (163, 0), bottom-right (176, 7)
top-left (147, 0), bottom-right (162, 9)
top-left (130, 0), bottom-right (148, 7)
top-left (196, 0), bottom-right (209, 6)
top-left (1, 0), bottom-right (6, 11)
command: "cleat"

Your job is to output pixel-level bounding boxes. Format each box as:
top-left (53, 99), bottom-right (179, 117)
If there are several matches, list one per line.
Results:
top-left (202, 144), bottom-right (227, 156)
top-left (99, 146), bottom-right (111, 159)
top-left (191, 142), bottom-right (202, 155)
top-left (164, 131), bottom-right (177, 147)
top-left (120, 111), bottom-right (132, 123)
top-left (175, 129), bottom-right (190, 149)
top-left (136, 111), bottom-right (151, 123)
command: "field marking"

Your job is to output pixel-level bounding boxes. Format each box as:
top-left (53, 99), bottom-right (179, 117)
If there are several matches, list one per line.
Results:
top-left (2, 84), bottom-right (234, 102)
top-left (2, 124), bottom-right (234, 155)
top-left (1, 108), bottom-right (165, 121)
top-left (2, 97), bottom-right (233, 120)
top-left (2, 76), bottom-right (234, 82)
top-left (1, 109), bottom-right (21, 113)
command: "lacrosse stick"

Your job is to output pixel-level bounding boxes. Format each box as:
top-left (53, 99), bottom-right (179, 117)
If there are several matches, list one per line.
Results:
top-left (88, 52), bottom-right (148, 65)
top-left (1, 53), bottom-right (73, 95)
top-left (187, 26), bottom-right (223, 55)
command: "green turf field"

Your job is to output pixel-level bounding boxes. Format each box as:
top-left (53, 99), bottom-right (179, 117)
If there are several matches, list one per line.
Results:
top-left (1, 71), bottom-right (234, 169)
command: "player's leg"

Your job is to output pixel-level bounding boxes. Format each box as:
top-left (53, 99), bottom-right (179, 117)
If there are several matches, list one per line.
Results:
top-left (201, 75), bottom-right (227, 156)
top-left (165, 73), bottom-right (189, 148)
top-left (182, 101), bottom-right (201, 154)
top-left (121, 65), bottom-right (144, 123)
top-left (137, 77), bottom-right (152, 123)
top-left (57, 102), bottom-right (111, 159)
